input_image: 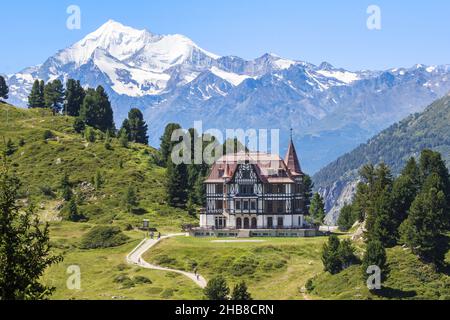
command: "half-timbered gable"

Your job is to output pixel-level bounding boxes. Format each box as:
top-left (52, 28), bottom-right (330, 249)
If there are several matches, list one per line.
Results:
top-left (199, 139), bottom-right (310, 234)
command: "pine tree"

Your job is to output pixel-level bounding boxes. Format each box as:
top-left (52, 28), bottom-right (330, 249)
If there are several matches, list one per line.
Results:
top-left (79, 86), bottom-right (115, 132)
top-left (0, 156), bottom-right (62, 300)
top-left (361, 240), bottom-right (387, 281)
top-left (73, 118), bottom-right (85, 134)
top-left (60, 172), bottom-right (72, 202)
top-left (28, 80), bottom-right (45, 108)
top-left (119, 129), bottom-right (129, 148)
top-left (64, 79), bottom-right (85, 116)
top-left (124, 185), bottom-right (138, 213)
top-left (0, 75), bottom-right (9, 101)
top-left (119, 118), bottom-right (131, 141)
top-left (231, 281), bottom-right (252, 300)
top-left (166, 160), bottom-right (188, 207)
top-left (419, 149), bottom-right (450, 204)
top-left (390, 160), bottom-right (421, 235)
top-left (309, 192), bottom-right (325, 226)
top-left (94, 170), bottom-right (104, 190)
top-left (104, 130), bottom-right (112, 150)
top-left (204, 276), bottom-right (229, 300)
top-left (371, 189), bottom-right (397, 247)
top-left (303, 175), bottom-right (314, 211)
top-left (400, 174), bottom-right (448, 264)
top-left (127, 108), bottom-right (148, 144)
top-left (5, 139), bottom-right (17, 156)
top-left (337, 204), bottom-right (355, 232)
top-left (338, 239), bottom-right (358, 269)
top-left (160, 123), bottom-right (182, 166)
top-left (44, 80), bottom-right (65, 114)
top-left (67, 199), bottom-right (84, 222)
top-left (321, 235), bottom-right (342, 274)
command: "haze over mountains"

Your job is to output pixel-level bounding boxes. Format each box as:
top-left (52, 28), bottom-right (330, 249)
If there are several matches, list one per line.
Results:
top-left (5, 20), bottom-right (450, 173)
top-left (315, 93), bottom-right (450, 224)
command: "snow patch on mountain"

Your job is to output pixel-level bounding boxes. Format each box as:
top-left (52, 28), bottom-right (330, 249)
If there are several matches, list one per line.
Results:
top-left (210, 67), bottom-right (253, 86)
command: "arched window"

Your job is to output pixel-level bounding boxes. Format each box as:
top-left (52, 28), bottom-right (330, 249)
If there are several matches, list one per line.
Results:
top-left (244, 218), bottom-right (250, 229)
top-left (251, 218), bottom-right (257, 229)
top-left (236, 218), bottom-right (242, 229)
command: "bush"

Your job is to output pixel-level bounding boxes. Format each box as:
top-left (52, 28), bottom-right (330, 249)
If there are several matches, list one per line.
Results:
top-left (80, 225), bottom-right (129, 249)
top-left (134, 276), bottom-right (152, 284)
top-left (43, 130), bottom-right (54, 140)
top-left (73, 118), bottom-right (85, 134)
top-left (231, 255), bottom-right (259, 276)
top-left (305, 279), bottom-right (315, 293)
top-left (85, 127), bottom-right (96, 143)
top-left (39, 185), bottom-right (55, 198)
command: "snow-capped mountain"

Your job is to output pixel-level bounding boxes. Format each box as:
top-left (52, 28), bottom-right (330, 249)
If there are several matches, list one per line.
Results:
top-left (5, 20), bottom-right (450, 173)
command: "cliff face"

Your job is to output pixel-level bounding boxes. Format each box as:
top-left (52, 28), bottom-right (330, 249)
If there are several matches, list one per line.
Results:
top-left (320, 179), bottom-right (359, 225)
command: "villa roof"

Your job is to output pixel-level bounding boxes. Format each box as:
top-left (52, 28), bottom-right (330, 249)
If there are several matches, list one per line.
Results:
top-left (205, 148), bottom-right (304, 184)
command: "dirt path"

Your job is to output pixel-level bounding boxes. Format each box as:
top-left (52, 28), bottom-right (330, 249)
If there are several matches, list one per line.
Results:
top-left (126, 233), bottom-right (207, 288)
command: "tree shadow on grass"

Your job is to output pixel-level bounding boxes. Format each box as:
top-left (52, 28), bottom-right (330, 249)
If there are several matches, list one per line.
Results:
top-left (131, 207), bottom-right (148, 215)
top-left (374, 287), bottom-right (417, 299)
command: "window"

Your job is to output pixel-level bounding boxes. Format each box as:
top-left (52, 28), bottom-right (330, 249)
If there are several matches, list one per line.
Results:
top-left (216, 200), bottom-right (223, 210)
top-left (216, 184), bottom-right (224, 194)
top-left (239, 184), bottom-right (254, 195)
top-left (267, 201), bottom-right (273, 213)
top-left (267, 217), bottom-right (274, 229)
top-left (242, 169), bottom-right (251, 179)
top-left (243, 200), bottom-right (249, 211)
top-left (277, 217), bottom-right (284, 228)
top-left (251, 200), bottom-right (257, 211)
top-left (235, 200), bottom-right (241, 211)
top-left (276, 201), bottom-right (284, 213)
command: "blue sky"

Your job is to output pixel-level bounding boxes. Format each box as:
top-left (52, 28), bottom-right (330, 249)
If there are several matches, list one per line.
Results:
top-left (2, 0), bottom-right (450, 74)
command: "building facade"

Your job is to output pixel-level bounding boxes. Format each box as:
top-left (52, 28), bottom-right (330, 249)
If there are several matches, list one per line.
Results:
top-left (199, 140), bottom-right (310, 232)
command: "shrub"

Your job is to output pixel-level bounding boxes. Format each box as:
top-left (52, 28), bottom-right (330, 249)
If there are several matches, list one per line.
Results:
top-left (134, 276), bottom-right (152, 284)
top-left (231, 255), bottom-right (259, 276)
top-left (43, 130), bottom-right (54, 140)
top-left (80, 225), bottom-right (129, 249)
top-left (73, 118), bottom-right (85, 134)
top-left (305, 279), bottom-right (315, 293)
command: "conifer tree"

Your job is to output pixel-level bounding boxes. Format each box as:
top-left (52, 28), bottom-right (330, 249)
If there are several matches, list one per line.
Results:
top-left (160, 123), bottom-right (182, 167)
top-left (0, 154), bottom-right (62, 300)
top-left (44, 80), bottom-right (65, 114)
top-left (321, 235), bottom-right (342, 274)
top-left (361, 240), bottom-right (387, 282)
top-left (124, 185), bottom-right (138, 213)
top-left (231, 281), bottom-right (252, 300)
top-left (400, 174), bottom-right (448, 264)
top-left (204, 276), bottom-right (229, 300)
top-left (337, 204), bottom-right (355, 232)
top-left (166, 160), bottom-right (188, 207)
top-left (60, 173), bottom-right (73, 202)
top-left (309, 192), bottom-right (326, 225)
top-left (28, 80), bottom-right (45, 108)
top-left (64, 79), bottom-right (85, 116)
top-left (127, 108), bottom-right (148, 144)
top-left (0, 75), bottom-right (9, 101)
top-left (5, 139), bottom-right (17, 156)
top-left (79, 86), bottom-right (115, 132)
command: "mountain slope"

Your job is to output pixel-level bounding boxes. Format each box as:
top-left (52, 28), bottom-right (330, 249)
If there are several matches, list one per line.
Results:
top-left (5, 20), bottom-right (450, 173)
top-left (0, 102), bottom-right (196, 231)
top-left (314, 93), bottom-right (450, 224)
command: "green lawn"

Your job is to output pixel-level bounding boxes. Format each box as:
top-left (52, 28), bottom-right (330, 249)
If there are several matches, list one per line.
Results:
top-left (43, 222), bottom-right (203, 300)
top-left (143, 236), bottom-right (329, 300)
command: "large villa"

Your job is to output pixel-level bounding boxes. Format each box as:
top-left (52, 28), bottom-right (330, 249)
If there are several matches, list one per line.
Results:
top-left (191, 139), bottom-right (319, 238)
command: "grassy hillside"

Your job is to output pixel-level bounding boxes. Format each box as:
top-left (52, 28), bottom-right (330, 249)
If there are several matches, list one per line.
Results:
top-left (1, 102), bottom-right (201, 300)
top-left (308, 246), bottom-right (450, 300)
top-left (143, 236), bottom-right (328, 300)
top-left (314, 93), bottom-right (450, 190)
top-left (0, 102), bottom-right (196, 232)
